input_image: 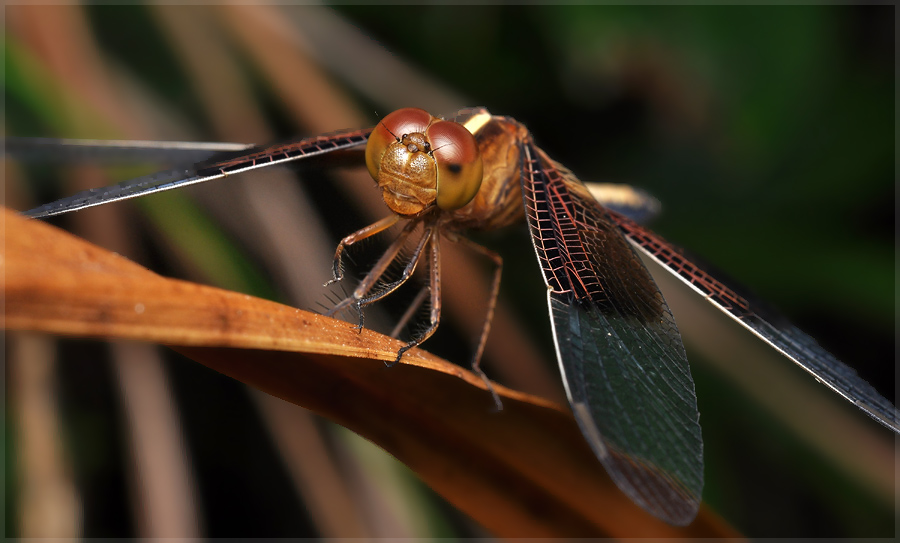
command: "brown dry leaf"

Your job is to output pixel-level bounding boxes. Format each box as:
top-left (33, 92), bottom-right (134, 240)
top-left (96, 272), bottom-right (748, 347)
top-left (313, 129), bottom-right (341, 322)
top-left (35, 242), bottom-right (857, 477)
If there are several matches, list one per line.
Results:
top-left (3, 208), bottom-right (739, 538)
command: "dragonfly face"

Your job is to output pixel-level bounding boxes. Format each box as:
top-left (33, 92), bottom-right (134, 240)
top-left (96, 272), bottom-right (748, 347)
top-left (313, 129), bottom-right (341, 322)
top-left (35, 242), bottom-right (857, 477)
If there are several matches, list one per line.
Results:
top-left (365, 107), bottom-right (484, 215)
top-left (18, 107), bottom-right (900, 527)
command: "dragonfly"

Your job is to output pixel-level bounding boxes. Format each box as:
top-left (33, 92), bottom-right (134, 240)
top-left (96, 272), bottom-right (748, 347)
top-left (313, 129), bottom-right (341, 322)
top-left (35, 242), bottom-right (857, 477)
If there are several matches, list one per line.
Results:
top-left (15, 107), bottom-right (900, 526)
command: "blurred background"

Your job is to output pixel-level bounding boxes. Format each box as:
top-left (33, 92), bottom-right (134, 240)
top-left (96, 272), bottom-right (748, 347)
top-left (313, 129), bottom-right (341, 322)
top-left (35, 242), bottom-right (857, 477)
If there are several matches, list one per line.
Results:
top-left (4, 4), bottom-right (894, 538)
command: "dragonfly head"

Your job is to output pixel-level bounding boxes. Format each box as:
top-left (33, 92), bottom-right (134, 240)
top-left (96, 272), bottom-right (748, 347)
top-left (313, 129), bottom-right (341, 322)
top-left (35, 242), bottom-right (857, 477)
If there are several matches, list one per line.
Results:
top-left (366, 108), bottom-right (483, 216)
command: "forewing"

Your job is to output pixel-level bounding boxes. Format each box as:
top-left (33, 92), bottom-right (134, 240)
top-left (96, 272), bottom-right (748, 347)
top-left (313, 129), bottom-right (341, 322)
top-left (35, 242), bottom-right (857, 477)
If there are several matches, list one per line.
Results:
top-left (521, 142), bottom-right (703, 526)
top-left (5, 137), bottom-right (254, 165)
top-left (613, 212), bottom-right (900, 433)
top-left (21, 127), bottom-right (371, 218)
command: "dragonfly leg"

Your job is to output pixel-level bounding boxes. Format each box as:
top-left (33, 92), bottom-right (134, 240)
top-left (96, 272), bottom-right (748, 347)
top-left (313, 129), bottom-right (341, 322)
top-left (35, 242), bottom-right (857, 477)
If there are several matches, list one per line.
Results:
top-left (349, 225), bottom-right (433, 332)
top-left (357, 224), bottom-right (435, 308)
top-left (389, 234), bottom-right (442, 367)
top-left (325, 218), bottom-right (418, 325)
top-left (452, 236), bottom-right (504, 412)
top-left (325, 214), bottom-right (400, 287)
top-left (389, 286), bottom-right (429, 339)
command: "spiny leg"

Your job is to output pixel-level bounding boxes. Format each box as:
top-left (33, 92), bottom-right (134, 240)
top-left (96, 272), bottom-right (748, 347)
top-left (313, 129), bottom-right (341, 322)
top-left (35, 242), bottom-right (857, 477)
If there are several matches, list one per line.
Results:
top-left (389, 286), bottom-right (429, 339)
top-left (325, 214), bottom-right (400, 287)
top-left (389, 233), bottom-right (442, 367)
top-left (453, 236), bottom-right (504, 411)
top-left (325, 218), bottom-right (417, 325)
top-left (357, 222), bottom-right (435, 310)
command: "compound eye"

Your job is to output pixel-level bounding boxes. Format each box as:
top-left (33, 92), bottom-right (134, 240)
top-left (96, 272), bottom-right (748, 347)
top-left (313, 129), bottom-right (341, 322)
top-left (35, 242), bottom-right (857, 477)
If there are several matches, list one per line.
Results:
top-left (427, 120), bottom-right (483, 210)
top-left (365, 108), bottom-right (434, 181)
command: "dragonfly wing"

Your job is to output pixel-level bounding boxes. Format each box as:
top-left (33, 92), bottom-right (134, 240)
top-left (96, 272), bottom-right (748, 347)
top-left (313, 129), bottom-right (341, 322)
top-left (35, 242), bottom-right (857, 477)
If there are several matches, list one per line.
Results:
top-left (614, 212), bottom-right (900, 433)
top-left (24, 165), bottom-right (214, 219)
top-left (521, 142), bottom-right (703, 525)
top-left (5, 137), bottom-right (254, 165)
top-left (21, 127), bottom-right (371, 218)
top-left (583, 181), bottom-right (661, 224)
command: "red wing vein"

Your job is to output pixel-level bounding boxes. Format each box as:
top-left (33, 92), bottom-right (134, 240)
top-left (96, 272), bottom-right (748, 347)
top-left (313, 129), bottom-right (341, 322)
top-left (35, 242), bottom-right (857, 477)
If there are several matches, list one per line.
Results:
top-left (520, 140), bottom-right (703, 526)
top-left (614, 210), bottom-right (900, 433)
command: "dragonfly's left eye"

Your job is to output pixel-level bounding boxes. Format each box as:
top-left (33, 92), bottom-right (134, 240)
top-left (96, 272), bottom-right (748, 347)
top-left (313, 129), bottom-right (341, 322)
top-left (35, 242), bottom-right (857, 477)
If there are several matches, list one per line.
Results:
top-left (426, 120), bottom-right (483, 211)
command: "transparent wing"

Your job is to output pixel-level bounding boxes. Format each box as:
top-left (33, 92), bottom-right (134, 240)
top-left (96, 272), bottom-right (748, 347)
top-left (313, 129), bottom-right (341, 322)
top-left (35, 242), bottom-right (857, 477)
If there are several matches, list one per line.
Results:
top-left (445, 106), bottom-right (490, 125)
top-left (583, 182), bottom-right (661, 224)
top-left (20, 127), bottom-right (372, 219)
top-left (613, 211), bottom-right (900, 433)
top-left (521, 141), bottom-right (703, 526)
top-left (5, 137), bottom-right (254, 165)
